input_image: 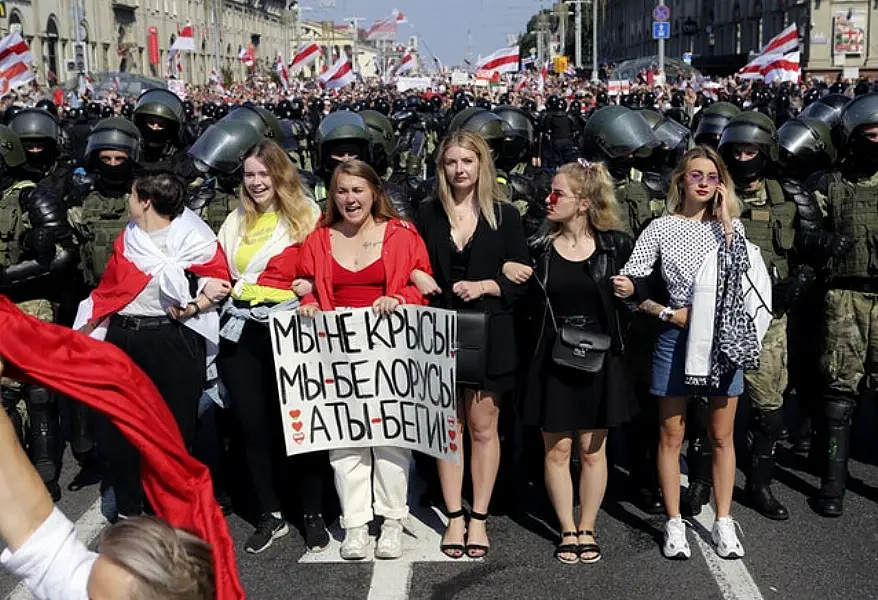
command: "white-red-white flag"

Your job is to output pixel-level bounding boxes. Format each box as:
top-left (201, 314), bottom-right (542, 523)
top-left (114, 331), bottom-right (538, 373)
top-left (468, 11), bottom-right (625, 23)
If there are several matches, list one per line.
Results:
top-left (238, 45), bottom-right (255, 68)
top-left (290, 42), bottom-right (321, 72)
top-left (366, 16), bottom-right (397, 42)
top-left (476, 46), bottom-right (520, 74)
top-left (762, 23), bottom-right (798, 55)
top-left (319, 53), bottom-right (355, 89)
top-left (171, 21), bottom-right (195, 51)
top-left (763, 51), bottom-right (801, 84)
top-left (0, 32), bottom-right (34, 94)
top-left (383, 57), bottom-right (396, 84)
top-left (276, 54), bottom-right (290, 90)
top-left (538, 61), bottom-right (549, 93)
top-left (392, 9), bottom-right (407, 24)
top-left (396, 52), bottom-right (416, 75)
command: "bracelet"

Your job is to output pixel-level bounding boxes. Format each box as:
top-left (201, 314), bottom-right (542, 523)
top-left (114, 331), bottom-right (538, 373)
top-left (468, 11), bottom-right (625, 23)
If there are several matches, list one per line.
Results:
top-left (188, 301), bottom-right (201, 316)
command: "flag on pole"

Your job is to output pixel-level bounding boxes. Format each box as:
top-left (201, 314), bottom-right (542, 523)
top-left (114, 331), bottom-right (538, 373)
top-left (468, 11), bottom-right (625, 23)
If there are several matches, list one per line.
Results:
top-left (538, 61), bottom-right (549, 93)
top-left (762, 23), bottom-right (798, 55)
top-left (167, 48), bottom-right (183, 77)
top-left (319, 53), bottom-right (355, 89)
top-left (0, 32), bottom-right (34, 94)
top-left (239, 45), bottom-right (255, 68)
top-left (383, 57), bottom-right (396, 84)
top-left (392, 9), bottom-right (407, 24)
top-left (366, 16), bottom-right (397, 41)
top-left (290, 42), bottom-right (321, 72)
top-left (396, 51), bottom-right (416, 75)
top-left (276, 54), bottom-right (290, 90)
top-left (763, 51), bottom-right (801, 84)
top-left (170, 21), bottom-right (196, 51)
top-left (476, 46), bottom-right (520, 74)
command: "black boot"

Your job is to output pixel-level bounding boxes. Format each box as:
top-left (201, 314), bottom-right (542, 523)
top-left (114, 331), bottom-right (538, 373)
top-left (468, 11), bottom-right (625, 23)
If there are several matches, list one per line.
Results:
top-left (70, 401), bottom-right (98, 465)
top-left (745, 409), bottom-right (789, 520)
top-left (683, 398), bottom-right (712, 517)
top-left (24, 386), bottom-right (62, 501)
top-left (792, 417), bottom-right (812, 454)
top-left (627, 409), bottom-right (663, 515)
top-left (815, 395), bottom-right (855, 518)
top-left (1, 387), bottom-right (24, 446)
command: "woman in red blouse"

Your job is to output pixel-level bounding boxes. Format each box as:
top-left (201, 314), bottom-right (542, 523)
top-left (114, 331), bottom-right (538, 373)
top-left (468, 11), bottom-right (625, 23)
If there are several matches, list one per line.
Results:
top-left (298, 160), bottom-right (431, 561)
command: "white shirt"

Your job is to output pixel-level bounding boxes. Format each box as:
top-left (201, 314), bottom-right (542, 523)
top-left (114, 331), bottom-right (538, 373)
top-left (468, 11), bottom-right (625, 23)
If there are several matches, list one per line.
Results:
top-left (620, 215), bottom-right (746, 309)
top-left (0, 508), bottom-right (97, 600)
top-left (119, 226), bottom-right (172, 317)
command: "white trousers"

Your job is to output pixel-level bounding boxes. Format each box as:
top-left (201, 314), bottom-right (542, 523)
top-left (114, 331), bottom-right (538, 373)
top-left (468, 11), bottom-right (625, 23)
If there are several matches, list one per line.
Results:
top-left (329, 446), bottom-right (411, 529)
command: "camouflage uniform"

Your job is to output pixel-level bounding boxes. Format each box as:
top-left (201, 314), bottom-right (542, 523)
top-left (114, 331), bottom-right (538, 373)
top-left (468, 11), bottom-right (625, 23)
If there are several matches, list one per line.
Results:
top-left (69, 188), bottom-right (130, 288)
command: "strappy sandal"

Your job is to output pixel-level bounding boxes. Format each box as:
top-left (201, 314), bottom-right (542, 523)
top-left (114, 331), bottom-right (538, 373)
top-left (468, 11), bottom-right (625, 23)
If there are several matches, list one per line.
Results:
top-left (578, 530), bottom-right (602, 564)
top-left (465, 511), bottom-right (490, 559)
top-left (554, 531), bottom-right (580, 565)
top-left (440, 508), bottom-right (467, 559)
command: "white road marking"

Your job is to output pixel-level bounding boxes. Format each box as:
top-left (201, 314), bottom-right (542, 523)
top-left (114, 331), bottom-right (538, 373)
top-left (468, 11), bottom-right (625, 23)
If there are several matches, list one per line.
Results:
top-left (7, 498), bottom-right (107, 600)
top-left (681, 474), bottom-right (765, 600)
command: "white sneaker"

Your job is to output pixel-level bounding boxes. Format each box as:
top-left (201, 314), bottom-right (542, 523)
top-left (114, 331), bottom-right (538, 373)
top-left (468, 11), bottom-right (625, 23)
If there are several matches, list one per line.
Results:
top-left (340, 525), bottom-right (369, 560)
top-left (375, 519), bottom-right (404, 559)
top-left (712, 516), bottom-right (745, 559)
top-left (662, 516), bottom-right (691, 559)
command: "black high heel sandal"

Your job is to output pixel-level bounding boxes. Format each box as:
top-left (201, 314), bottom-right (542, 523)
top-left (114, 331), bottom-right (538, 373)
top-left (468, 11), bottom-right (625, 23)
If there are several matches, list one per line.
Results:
top-left (440, 508), bottom-right (467, 559)
top-left (577, 530), bottom-right (602, 564)
top-left (466, 511), bottom-right (490, 559)
top-left (555, 531), bottom-right (580, 565)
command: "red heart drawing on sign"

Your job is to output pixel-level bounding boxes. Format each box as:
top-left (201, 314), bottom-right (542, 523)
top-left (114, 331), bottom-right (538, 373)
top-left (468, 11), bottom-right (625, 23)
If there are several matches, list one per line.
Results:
top-left (293, 433), bottom-right (305, 444)
top-left (371, 418), bottom-right (382, 424)
top-left (449, 430), bottom-right (457, 440)
top-left (449, 443), bottom-right (458, 452)
top-left (325, 379), bottom-right (335, 384)
top-left (450, 350), bottom-right (456, 358)
top-left (318, 331), bottom-right (326, 338)
top-left (289, 409), bottom-right (301, 419)
top-left (292, 422), bottom-right (303, 432)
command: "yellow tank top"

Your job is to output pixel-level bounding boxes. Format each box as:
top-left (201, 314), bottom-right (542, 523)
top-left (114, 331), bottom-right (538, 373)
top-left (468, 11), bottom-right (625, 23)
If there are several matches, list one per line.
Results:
top-left (233, 211), bottom-right (296, 305)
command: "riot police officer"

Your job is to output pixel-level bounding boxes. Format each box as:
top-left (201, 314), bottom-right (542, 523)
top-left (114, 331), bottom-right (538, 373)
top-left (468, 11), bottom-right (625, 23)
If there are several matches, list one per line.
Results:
top-left (693, 102), bottom-right (740, 148)
top-left (537, 94), bottom-right (579, 169)
top-left (9, 108), bottom-right (70, 185)
top-left (187, 119), bottom-right (265, 232)
top-left (0, 124), bottom-right (78, 501)
top-left (132, 88), bottom-right (191, 175)
top-left (717, 111), bottom-right (807, 520)
top-left (806, 93), bottom-right (878, 517)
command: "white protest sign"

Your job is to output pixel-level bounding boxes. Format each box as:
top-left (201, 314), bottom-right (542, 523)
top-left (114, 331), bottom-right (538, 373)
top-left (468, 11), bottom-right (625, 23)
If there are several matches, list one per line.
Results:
top-left (270, 306), bottom-right (460, 463)
top-left (451, 71), bottom-right (470, 85)
top-left (167, 79), bottom-right (186, 99)
top-left (396, 76), bottom-right (432, 92)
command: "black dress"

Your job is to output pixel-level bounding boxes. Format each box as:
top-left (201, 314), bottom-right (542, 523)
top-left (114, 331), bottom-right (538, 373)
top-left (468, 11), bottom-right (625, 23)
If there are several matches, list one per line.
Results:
top-left (523, 248), bottom-right (636, 432)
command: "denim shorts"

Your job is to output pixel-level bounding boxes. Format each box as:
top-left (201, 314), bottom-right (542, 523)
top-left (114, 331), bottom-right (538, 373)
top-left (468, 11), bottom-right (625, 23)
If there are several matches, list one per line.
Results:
top-left (650, 323), bottom-right (744, 398)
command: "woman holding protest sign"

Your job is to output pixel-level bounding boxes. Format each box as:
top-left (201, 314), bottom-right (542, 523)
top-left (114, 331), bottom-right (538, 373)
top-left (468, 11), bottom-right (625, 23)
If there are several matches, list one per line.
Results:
top-left (215, 140), bottom-right (325, 555)
top-left (298, 159), bottom-right (431, 560)
top-left (415, 131), bottom-right (531, 559)
top-left (521, 160), bottom-right (638, 564)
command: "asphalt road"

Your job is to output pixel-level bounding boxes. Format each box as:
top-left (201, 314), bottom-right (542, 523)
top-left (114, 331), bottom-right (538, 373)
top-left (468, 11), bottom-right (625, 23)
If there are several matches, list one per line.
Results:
top-left (2, 400), bottom-right (877, 600)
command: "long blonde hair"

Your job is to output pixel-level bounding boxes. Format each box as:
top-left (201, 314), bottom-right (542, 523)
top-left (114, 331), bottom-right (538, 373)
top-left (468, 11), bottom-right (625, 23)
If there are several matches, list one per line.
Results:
top-left (435, 130), bottom-right (507, 230)
top-left (667, 145), bottom-right (742, 218)
top-left (239, 140), bottom-right (318, 242)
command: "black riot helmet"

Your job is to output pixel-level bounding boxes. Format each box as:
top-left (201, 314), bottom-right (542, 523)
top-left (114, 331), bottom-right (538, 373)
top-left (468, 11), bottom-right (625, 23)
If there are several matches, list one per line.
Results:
top-left (475, 97), bottom-right (492, 110)
top-left (290, 98), bottom-right (305, 120)
top-left (224, 105), bottom-right (284, 141)
top-left (777, 118), bottom-right (836, 178)
top-left (3, 104), bottom-right (22, 125)
top-left (85, 117), bottom-right (142, 164)
top-left (9, 108), bottom-right (61, 145)
top-left (802, 88), bottom-right (821, 107)
top-left (494, 105), bottom-right (535, 168)
top-left (581, 105), bottom-right (660, 161)
top-left (392, 98), bottom-right (406, 114)
top-left (800, 93), bottom-right (851, 129)
top-left (373, 97), bottom-right (391, 116)
top-left (694, 101), bottom-right (741, 147)
top-left (840, 92), bottom-right (878, 142)
top-left (430, 96), bottom-right (443, 112)
top-left (188, 119), bottom-right (264, 175)
top-left (182, 99), bottom-right (195, 120)
top-left (546, 95), bottom-right (565, 111)
top-left (638, 109), bottom-right (690, 151)
top-left (133, 88), bottom-right (184, 149)
top-left (447, 107), bottom-right (507, 158)
top-left (121, 102), bottom-right (135, 119)
top-left (101, 104), bottom-right (114, 119)
top-left (359, 109), bottom-right (396, 176)
top-left (0, 125), bottom-right (28, 170)
top-left (315, 111), bottom-right (373, 173)
top-left (201, 102), bottom-right (216, 119)
top-left (275, 99), bottom-right (292, 118)
top-left (522, 98), bottom-right (538, 114)
top-left (718, 111), bottom-right (778, 186)
top-left (35, 99), bottom-right (58, 118)
top-left (596, 91), bottom-right (609, 107)
top-left (568, 100), bottom-right (582, 116)
top-left (214, 104), bottom-right (230, 120)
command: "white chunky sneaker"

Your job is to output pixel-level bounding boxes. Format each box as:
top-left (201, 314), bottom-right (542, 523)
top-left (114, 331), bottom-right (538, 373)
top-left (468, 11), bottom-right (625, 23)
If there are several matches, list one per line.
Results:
top-left (712, 516), bottom-right (745, 559)
top-left (375, 519), bottom-right (404, 559)
top-left (662, 516), bottom-right (691, 560)
top-left (340, 525), bottom-right (370, 560)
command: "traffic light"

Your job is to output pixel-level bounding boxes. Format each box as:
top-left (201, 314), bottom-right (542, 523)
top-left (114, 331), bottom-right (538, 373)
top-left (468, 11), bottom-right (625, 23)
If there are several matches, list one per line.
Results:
top-left (73, 42), bottom-right (86, 73)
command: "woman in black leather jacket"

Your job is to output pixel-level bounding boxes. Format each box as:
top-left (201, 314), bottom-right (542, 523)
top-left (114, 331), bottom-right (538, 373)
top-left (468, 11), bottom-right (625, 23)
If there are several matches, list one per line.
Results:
top-left (520, 160), bottom-right (639, 565)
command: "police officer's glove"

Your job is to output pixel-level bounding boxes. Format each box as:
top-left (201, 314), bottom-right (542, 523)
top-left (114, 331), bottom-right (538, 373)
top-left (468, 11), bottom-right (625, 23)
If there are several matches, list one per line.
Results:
top-left (187, 183), bottom-right (216, 211)
top-left (772, 265), bottom-right (816, 314)
top-left (827, 233), bottom-right (855, 260)
top-left (68, 168), bottom-right (94, 206)
top-left (23, 227), bottom-right (56, 269)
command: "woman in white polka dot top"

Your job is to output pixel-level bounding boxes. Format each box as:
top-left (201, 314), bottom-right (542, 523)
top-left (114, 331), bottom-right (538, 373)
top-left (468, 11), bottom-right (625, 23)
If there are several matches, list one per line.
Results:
top-left (611, 145), bottom-right (748, 562)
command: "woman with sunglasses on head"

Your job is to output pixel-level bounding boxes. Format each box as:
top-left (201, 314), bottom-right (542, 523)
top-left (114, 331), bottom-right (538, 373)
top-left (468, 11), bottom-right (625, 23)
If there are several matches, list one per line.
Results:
top-left (521, 160), bottom-right (639, 565)
top-left (613, 146), bottom-right (749, 561)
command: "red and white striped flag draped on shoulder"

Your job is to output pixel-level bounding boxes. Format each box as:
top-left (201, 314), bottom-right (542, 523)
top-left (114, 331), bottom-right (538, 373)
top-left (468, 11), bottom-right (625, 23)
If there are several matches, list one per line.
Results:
top-left (0, 296), bottom-right (244, 599)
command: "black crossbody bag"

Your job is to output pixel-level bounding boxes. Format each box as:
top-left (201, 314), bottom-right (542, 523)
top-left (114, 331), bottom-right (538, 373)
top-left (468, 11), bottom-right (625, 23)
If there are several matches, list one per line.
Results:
top-left (455, 310), bottom-right (490, 386)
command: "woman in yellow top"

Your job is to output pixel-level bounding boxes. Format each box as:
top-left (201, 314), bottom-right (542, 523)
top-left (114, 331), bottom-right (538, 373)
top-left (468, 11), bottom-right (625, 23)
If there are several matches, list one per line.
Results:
top-left (216, 140), bottom-right (324, 555)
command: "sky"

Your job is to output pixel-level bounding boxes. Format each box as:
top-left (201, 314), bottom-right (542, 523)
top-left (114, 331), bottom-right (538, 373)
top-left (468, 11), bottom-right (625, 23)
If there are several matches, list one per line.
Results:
top-left (302, 0), bottom-right (537, 67)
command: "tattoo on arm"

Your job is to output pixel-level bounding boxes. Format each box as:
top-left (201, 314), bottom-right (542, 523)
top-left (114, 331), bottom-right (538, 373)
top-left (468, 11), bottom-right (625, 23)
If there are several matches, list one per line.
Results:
top-left (638, 299), bottom-right (664, 317)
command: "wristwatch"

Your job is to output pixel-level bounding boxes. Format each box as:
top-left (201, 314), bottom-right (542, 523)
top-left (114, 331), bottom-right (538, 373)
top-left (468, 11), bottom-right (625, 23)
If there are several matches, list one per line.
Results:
top-left (659, 306), bottom-right (676, 322)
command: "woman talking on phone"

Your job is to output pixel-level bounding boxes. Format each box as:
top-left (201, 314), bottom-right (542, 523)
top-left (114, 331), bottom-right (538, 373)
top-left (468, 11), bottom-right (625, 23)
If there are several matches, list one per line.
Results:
top-left (613, 146), bottom-right (749, 561)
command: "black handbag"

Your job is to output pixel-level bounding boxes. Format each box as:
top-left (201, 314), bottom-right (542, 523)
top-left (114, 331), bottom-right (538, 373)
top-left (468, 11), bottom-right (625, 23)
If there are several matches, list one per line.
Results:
top-left (551, 318), bottom-right (611, 373)
top-left (455, 310), bottom-right (490, 386)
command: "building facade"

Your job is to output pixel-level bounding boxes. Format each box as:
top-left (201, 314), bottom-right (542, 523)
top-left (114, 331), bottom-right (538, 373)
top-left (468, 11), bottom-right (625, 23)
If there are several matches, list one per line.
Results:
top-left (598, 0), bottom-right (878, 77)
top-left (0, 0), bottom-right (377, 88)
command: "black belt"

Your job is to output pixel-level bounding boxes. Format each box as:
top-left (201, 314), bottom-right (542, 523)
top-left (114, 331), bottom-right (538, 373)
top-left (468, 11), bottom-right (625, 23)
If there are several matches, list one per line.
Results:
top-left (231, 299), bottom-right (277, 310)
top-left (110, 314), bottom-right (174, 331)
top-left (831, 277), bottom-right (878, 294)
